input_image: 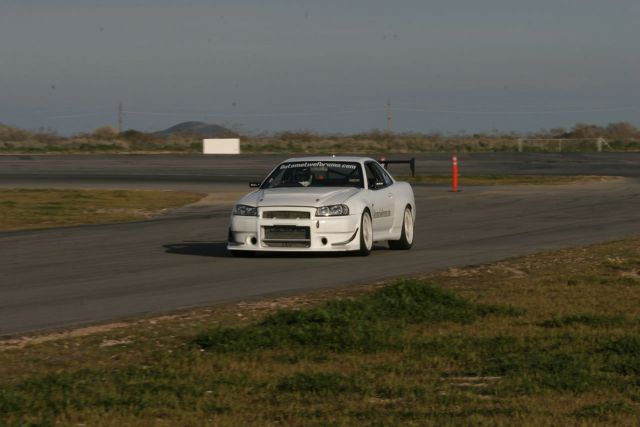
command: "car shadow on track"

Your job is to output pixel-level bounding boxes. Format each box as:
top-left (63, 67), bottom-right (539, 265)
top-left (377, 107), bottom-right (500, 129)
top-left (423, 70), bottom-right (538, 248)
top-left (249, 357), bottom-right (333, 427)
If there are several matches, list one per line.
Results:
top-left (164, 241), bottom-right (230, 257)
top-left (163, 241), bottom-right (391, 258)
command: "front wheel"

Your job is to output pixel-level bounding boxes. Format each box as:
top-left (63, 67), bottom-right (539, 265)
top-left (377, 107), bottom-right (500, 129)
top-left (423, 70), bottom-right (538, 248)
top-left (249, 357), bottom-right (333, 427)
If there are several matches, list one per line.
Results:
top-left (357, 210), bottom-right (373, 256)
top-left (389, 206), bottom-right (414, 250)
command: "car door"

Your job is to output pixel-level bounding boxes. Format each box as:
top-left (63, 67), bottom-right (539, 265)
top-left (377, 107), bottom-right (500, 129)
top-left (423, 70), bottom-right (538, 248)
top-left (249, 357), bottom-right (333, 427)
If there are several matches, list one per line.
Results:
top-left (364, 161), bottom-right (395, 234)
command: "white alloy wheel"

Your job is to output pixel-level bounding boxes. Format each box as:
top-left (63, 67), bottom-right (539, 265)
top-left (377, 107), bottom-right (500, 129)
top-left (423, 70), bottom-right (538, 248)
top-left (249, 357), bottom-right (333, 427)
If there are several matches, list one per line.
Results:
top-left (403, 207), bottom-right (414, 244)
top-left (358, 211), bottom-right (373, 256)
top-left (388, 206), bottom-right (414, 250)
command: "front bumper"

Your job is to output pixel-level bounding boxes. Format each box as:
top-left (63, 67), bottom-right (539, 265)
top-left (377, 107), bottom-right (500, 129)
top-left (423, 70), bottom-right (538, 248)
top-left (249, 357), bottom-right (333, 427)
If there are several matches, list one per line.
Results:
top-left (227, 207), bottom-right (360, 252)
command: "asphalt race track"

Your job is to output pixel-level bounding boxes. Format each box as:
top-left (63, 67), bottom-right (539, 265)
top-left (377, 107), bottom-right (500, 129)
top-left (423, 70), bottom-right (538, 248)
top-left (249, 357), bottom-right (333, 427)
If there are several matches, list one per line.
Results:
top-left (1, 153), bottom-right (640, 336)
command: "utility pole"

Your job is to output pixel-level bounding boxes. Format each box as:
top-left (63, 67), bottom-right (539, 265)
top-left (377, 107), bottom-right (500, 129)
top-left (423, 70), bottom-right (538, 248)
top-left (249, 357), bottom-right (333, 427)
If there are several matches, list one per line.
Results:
top-left (118, 101), bottom-right (123, 133)
top-left (385, 98), bottom-right (392, 133)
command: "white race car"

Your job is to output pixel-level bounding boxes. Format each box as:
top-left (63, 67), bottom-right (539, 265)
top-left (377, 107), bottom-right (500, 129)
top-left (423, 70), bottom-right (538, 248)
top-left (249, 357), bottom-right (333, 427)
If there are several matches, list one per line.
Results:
top-left (227, 156), bottom-right (415, 256)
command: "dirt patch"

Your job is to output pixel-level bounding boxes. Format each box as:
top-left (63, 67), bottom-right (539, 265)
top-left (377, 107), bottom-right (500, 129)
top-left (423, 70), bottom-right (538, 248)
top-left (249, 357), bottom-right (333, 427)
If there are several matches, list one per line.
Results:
top-left (94, 208), bottom-right (151, 216)
top-left (0, 322), bottom-right (132, 351)
top-left (447, 376), bottom-right (502, 388)
top-left (620, 270), bottom-right (640, 280)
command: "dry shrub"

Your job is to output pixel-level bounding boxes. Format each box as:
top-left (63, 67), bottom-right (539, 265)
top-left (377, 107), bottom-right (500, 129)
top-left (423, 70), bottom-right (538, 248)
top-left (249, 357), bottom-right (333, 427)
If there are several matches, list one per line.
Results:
top-left (0, 123), bottom-right (31, 141)
top-left (1, 121), bottom-right (639, 153)
top-left (91, 125), bottom-right (119, 140)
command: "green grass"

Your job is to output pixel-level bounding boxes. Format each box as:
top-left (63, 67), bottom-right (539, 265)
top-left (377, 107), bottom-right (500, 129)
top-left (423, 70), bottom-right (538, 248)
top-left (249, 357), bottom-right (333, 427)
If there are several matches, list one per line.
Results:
top-left (275, 372), bottom-right (362, 394)
top-left (540, 313), bottom-right (630, 328)
top-left (2, 239), bottom-right (640, 425)
top-left (572, 400), bottom-right (635, 420)
top-left (0, 189), bottom-right (204, 232)
top-left (398, 174), bottom-right (620, 185)
top-left (194, 281), bottom-right (520, 354)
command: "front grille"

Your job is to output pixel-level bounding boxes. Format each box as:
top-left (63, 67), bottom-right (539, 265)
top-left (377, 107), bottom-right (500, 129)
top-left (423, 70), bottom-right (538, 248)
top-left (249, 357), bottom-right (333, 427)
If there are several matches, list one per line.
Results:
top-left (263, 211), bottom-right (311, 220)
top-left (264, 241), bottom-right (310, 248)
top-left (262, 226), bottom-right (311, 248)
top-left (263, 226), bottom-right (310, 240)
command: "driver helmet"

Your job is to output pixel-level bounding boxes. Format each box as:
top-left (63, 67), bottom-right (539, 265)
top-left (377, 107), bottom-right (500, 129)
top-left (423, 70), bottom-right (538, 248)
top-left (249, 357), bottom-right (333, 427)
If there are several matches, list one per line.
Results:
top-left (294, 167), bottom-right (312, 186)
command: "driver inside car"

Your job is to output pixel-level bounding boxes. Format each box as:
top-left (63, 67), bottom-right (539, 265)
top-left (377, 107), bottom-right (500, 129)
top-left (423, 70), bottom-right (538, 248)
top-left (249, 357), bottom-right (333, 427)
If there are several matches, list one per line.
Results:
top-left (294, 167), bottom-right (313, 187)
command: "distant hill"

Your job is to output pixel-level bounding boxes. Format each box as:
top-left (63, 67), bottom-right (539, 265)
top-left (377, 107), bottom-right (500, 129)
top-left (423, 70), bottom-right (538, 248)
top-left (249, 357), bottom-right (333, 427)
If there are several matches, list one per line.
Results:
top-left (156, 121), bottom-right (235, 138)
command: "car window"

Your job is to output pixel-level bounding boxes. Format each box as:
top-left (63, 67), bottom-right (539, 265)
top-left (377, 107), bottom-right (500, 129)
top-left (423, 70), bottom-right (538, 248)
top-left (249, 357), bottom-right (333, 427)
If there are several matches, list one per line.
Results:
top-left (373, 162), bottom-right (394, 186)
top-left (262, 161), bottom-right (363, 189)
top-left (365, 162), bottom-right (387, 189)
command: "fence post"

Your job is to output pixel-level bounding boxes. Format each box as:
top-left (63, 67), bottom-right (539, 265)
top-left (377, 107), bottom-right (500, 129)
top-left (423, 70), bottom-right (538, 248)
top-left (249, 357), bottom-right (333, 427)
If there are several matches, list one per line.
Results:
top-left (517, 139), bottom-right (523, 153)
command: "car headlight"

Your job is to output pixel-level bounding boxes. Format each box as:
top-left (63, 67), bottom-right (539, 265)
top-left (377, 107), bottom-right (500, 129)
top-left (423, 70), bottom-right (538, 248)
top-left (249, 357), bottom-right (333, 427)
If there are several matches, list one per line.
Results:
top-left (232, 204), bottom-right (258, 216)
top-left (316, 204), bottom-right (349, 216)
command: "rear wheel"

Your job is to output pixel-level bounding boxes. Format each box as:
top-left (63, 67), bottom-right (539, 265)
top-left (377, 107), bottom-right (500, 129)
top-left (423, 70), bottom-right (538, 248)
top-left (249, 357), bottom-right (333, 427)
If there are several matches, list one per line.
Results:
top-left (389, 206), bottom-right (414, 250)
top-left (357, 210), bottom-right (373, 256)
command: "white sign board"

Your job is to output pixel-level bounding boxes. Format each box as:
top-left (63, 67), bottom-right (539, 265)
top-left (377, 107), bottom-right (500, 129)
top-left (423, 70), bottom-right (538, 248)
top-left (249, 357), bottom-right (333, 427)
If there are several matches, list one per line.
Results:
top-left (203, 138), bottom-right (240, 154)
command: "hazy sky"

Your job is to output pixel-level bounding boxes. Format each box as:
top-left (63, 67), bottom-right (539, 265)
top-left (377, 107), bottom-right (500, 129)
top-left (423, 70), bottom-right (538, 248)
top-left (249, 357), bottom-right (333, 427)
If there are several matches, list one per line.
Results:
top-left (1, 0), bottom-right (639, 134)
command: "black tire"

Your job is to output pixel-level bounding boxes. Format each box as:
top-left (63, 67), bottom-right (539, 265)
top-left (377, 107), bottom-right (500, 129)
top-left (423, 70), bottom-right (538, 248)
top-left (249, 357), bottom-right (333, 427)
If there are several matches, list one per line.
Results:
top-left (357, 210), bottom-right (373, 256)
top-left (389, 206), bottom-right (414, 250)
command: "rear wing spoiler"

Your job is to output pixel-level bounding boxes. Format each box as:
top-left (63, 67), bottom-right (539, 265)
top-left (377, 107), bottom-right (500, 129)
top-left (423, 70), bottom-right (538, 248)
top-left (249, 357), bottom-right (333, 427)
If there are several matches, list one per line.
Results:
top-left (378, 157), bottom-right (416, 177)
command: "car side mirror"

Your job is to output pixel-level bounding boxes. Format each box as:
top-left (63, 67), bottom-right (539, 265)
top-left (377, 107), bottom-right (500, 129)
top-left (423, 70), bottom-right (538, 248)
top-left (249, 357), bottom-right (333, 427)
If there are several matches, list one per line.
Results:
top-left (249, 182), bottom-right (260, 188)
top-left (369, 180), bottom-right (384, 189)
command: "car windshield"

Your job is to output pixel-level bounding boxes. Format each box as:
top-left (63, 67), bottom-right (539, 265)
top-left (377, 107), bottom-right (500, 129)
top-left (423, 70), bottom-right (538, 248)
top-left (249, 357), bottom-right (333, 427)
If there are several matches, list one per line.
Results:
top-left (261, 161), bottom-right (363, 189)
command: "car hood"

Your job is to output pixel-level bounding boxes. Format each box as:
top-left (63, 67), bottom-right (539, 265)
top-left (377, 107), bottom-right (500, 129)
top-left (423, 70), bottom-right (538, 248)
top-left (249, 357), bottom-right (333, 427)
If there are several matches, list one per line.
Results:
top-left (238, 187), bottom-right (359, 208)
